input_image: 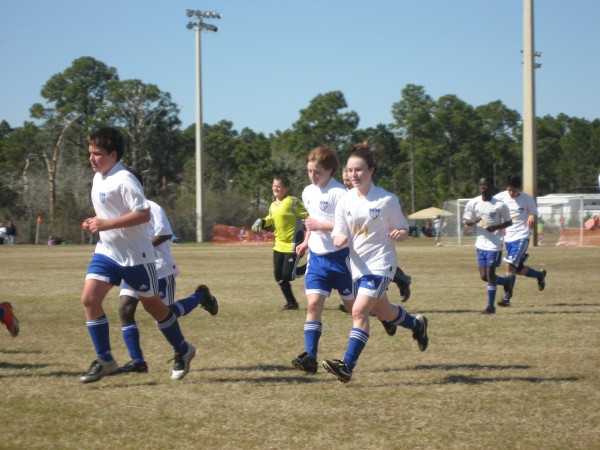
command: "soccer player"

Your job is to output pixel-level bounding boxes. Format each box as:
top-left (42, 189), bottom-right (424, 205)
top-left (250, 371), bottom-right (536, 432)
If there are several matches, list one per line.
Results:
top-left (80, 127), bottom-right (195, 383)
top-left (494, 175), bottom-right (547, 307)
top-left (291, 145), bottom-right (355, 373)
top-left (117, 168), bottom-right (218, 374)
top-left (322, 144), bottom-right (429, 383)
top-left (251, 176), bottom-right (309, 310)
top-left (0, 302), bottom-right (19, 337)
top-left (463, 176), bottom-right (513, 314)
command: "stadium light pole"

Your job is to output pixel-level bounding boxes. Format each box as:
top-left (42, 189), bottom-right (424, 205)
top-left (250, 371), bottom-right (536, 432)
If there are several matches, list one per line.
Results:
top-left (523, 0), bottom-right (542, 246)
top-left (186, 9), bottom-right (221, 243)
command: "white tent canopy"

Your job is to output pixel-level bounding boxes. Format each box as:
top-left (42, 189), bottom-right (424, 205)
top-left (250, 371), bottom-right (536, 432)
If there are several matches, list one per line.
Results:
top-left (408, 207), bottom-right (453, 220)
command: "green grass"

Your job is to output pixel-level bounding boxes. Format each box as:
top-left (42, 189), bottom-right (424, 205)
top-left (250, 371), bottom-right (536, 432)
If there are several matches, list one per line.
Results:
top-left (1, 242), bottom-right (599, 449)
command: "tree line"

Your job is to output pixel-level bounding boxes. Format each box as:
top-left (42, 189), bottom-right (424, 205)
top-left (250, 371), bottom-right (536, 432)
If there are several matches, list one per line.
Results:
top-left (1, 56), bottom-right (599, 241)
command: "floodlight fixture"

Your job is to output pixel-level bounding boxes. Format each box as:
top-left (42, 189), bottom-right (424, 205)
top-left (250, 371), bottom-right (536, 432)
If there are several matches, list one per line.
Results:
top-left (186, 9), bottom-right (194, 17)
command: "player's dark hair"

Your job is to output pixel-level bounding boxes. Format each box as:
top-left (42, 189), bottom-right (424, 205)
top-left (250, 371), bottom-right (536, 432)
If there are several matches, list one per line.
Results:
top-left (306, 144), bottom-right (339, 174)
top-left (349, 141), bottom-right (377, 175)
top-left (506, 175), bottom-right (522, 189)
top-left (88, 127), bottom-right (125, 161)
top-left (273, 175), bottom-right (290, 188)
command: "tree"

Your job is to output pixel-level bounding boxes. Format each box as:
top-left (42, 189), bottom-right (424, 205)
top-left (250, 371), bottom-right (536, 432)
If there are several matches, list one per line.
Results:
top-left (107, 79), bottom-right (181, 176)
top-left (429, 94), bottom-right (486, 200)
top-left (475, 100), bottom-right (521, 187)
top-left (290, 90), bottom-right (359, 155)
top-left (391, 84), bottom-right (434, 212)
top-left (28, 57), bottom-right (119, 225)
top-left (31, 56), bottom-right (118, 134)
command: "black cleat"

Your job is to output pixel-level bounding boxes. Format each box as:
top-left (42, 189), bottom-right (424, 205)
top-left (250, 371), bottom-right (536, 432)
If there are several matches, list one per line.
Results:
top-left (538, 269), bottom-right (547, 291)
top-left (291, 352), bottom-right (318, 374)
top-left (497, 298), bottom-right (511, 307)
top-left (381, 320), bottom-right (397, 336)
top-left (412, 315), bottom-right (428, 351)
top-left (118, 360), bottom-right (148, 373)
top-left (196, 285), bottom-right (218, 316)
top-left (481, 306), bottom-right (496, 315)
top-left (396, 275), bottom-right (412, 302)
top-left (282, 302), bottom-right (299, 310)
top-left (322, 359), bottom-right (352, 383)
top-left (170, 343), bottom-right (196, 380)
top-left (338, 303), bottom-right (348, 313)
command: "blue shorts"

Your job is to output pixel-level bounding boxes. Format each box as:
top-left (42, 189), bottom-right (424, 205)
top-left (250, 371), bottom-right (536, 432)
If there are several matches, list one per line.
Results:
top-left (121, 274), bottom-right (176, 305)
top-left (477, 249), bottom-right (503, 268)
top-left (305, 248), bottom-right (354, 300)
top-left (504, 239), bottom-right (529, 268)
top-left (355, 275), bottom-right (391, 300)
top-left (86, 253), bottom-right (159, 297)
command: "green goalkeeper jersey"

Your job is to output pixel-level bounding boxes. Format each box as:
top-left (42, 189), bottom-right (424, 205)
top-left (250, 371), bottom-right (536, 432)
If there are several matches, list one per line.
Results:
top-left (263, 195), bottom-right (308, 253)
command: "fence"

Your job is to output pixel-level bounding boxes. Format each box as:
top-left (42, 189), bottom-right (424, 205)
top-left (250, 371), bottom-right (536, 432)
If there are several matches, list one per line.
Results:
top-left (1, 220), bottom-right (276, 246)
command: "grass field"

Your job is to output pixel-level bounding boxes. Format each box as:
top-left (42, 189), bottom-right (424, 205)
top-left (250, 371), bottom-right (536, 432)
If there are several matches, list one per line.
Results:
top-left (1, 241), bottom-right (599, 449)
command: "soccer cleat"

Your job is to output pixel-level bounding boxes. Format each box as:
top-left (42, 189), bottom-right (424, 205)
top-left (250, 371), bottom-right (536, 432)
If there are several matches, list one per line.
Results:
top-left (80, 359), bottom-right (119, 383)
top-left (196, 285), bottom-right (218, 316)
top-left (381, 320), bottom-right (397, 336)
top-left (322, 359), bottom-right (352, 383)
top-left (497, 298), bottom-right (511, 307)
top-left (538, 269), bottom-right (547, 291)
top-left (291, 352), bottom-right (318, 374)
top-left (170, 343), bottom-right (196, 380)
top-left (398, 275), bottom-right (412, 302)
top-left (481, 306), bottom-right (496, 315)
top-left (0, 302), bottom-right (19, 337)
top-left (338, 303), bottom-right (347, 313)
top-left (282, 302), bottom-right (299, 311)
top-left (118, 360), bottom-right (148, 373)
top-left (412, 315), bottom-right (429, 351)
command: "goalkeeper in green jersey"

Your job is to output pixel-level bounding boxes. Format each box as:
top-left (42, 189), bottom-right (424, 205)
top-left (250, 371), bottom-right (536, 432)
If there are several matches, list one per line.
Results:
top-left (252, 176), bottom-right (309, 310)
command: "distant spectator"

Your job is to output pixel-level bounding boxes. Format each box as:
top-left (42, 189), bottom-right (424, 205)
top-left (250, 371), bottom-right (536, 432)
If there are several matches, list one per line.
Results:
top-left (6, 221), bottom-right (16, 245)
top-left (0, 223), bottom-right (6, 245)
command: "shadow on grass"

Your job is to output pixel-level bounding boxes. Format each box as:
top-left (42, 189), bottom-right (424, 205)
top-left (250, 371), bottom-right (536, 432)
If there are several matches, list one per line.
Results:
top-left (413, 363), bottom-right (532, 371)
top-left (0, 361), bottom-right (49, 370)
top-left (208, 375), bottom-right (325, 384)
top-left (435, 374), bottom-right (580, 384)
top-left (0, 349), bottom-right (43, 354)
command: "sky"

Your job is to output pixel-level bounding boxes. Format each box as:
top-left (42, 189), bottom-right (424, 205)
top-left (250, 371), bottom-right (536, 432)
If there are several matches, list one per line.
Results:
top-left (1, 0), bottom-right (599, 135)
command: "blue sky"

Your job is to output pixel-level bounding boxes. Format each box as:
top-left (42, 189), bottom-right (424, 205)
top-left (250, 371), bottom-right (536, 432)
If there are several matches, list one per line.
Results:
top-left (1, 0), bottom-right (598, 135)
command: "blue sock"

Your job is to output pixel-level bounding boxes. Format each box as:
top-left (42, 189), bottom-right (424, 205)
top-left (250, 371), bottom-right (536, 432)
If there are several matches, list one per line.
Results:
top-left (304, 321), bottom-right (322, 358)
top-left (495, 276), bottom-right (509, 286)
top-left (390, 305), bottom-right (420, 330)
top-left (507, 274), bottom-right (516, 290)
top-left (157, 312), bottom-right (188, 355)
top-left (0, 307), bottom-right (4, 321)
top-left (86, 315), bottom-right (113, 361)
top-left (170, 292), bottom-right (200, 317)
top-left (525, 267), bottom-right (543, 279)
top-left (487, 285), bottom-right (497, 308)
top-left (122, 322), bottom-right (144, 362)
top-left (343, 328), bottom-right (369, 371)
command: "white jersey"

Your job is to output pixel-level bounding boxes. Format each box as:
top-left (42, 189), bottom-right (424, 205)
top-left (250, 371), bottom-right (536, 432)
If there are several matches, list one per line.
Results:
top-left (302, 177), bottom-right (348, 255)
top-left (91, 161), bottom-right (153, 266)
top-left (494, 190), bottom-right (538, 243)
top-left (463, 196), bottom-right (511, 251)
top-left (148, 200), bottom-right (179, 279)
top-left (332, 184), bottom-right (408, 280)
